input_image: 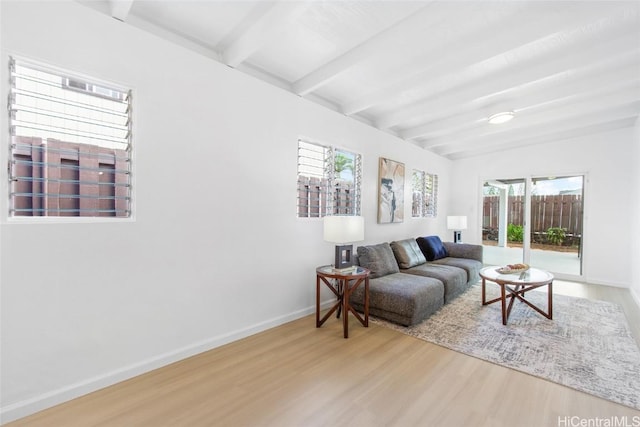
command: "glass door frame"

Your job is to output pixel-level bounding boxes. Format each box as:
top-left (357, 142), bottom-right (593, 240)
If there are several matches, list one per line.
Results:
top-left (523, 176), bottom-right (532, 266)
top-left (482, 177), bottom-right (527, 266)
top-left (480, 174), bottom-right (585, 282)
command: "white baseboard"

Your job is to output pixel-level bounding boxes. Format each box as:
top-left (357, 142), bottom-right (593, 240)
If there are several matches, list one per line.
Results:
top-left (583, 277), bottom-right (631, 289)
top-left (0, 305), bottom-right (318, 425)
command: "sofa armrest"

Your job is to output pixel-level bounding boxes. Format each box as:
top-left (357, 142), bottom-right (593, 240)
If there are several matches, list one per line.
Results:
top-left (443, 242), bottom-right (483, 263)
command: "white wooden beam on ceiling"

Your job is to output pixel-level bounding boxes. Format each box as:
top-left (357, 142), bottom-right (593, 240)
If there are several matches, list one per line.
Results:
top-left (109, 0), bottom-right (134, 22)
top-left (400, 52), bottom-right (640, 139)
top-left (446, 116), bottom-right (637, 161)
top-left (342, 4), bottom-right (639, 117)
top-left (222, 1), bottom-right (312, 68)
top-left (433, 97), bottom-right (640, 157)
top-left (123, 13), bottom-right (221, 62)
top-left (291, 3), bottom-right (433, 96)
top-left (398, 37), bottom-right (640, 142)
top-left (384, 49), bottom-right (640, 134)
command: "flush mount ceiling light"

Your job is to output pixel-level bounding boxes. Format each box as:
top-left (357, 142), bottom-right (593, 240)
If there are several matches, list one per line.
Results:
top-left (488, 111), bottom-right (515, 124)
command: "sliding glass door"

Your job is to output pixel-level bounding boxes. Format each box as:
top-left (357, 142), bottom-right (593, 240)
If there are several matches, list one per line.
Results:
top-left (482, 179), bottom-right (526, 267)
top-left (529, 176), bottom-right (583, 276)
top-left (482, 175), bottom-right (584, 278)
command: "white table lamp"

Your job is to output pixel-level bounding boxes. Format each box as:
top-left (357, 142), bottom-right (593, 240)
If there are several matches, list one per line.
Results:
top-left (323, 215), bottom-right (365, 271)
top-left (447, 215), bottom-right (467, 243)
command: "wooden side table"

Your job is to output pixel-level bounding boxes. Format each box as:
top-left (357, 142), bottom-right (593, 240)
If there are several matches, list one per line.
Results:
top-left (316, 265), bottom-right (370, 338)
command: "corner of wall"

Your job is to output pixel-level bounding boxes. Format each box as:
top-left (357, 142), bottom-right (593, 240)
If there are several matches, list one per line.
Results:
top-left (632, 114), bottom-right (640, 301)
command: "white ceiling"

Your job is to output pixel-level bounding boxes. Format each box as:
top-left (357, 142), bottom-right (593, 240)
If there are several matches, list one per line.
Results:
top-left (82, 0), bottom-right (640, 159)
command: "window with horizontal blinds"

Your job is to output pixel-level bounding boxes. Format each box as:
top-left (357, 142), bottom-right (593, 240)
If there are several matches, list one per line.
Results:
top-left (297, 140), bottom-right (332, 217)
top-left (8, 57), bottom-right (132, 217)
top-left (424, 172), bottom-right (438, 217)
top-left (297, 139), bottom-right (361, 217)
top-left (412, 169), bottom-right (438, 218)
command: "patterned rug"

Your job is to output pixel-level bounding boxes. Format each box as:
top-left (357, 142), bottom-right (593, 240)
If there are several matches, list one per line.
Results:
top-left (372, 284), bottom-right (640, 410)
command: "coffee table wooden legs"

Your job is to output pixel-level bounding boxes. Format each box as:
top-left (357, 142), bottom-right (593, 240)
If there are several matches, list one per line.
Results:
top-left (482, 278), bottom-right (553, 325)
top-left (501, 283), bottom-right (508, 325)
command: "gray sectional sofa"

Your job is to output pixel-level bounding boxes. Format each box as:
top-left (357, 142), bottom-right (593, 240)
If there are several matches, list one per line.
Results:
top-left (350, 236), bottom-right (483, 326)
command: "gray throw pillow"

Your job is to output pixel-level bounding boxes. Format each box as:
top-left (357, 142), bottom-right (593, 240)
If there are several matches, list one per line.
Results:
top-left (390, 239), bottom-right (426, 269)
top-left (357, 243), bottom-right (400, 279)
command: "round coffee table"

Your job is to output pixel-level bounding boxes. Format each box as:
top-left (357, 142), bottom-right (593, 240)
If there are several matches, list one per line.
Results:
top-left (480, 266), bottom-right (554, 325)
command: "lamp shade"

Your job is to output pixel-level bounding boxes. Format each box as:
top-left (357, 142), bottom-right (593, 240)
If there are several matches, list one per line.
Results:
top-left (323, 215), bottom-right (365, 244)
top-left (447, 216), bottom-right (467, 230)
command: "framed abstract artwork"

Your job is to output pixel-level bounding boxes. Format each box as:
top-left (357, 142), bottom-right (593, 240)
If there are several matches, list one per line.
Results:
top-left (378, 157), bottom-right (405, 223)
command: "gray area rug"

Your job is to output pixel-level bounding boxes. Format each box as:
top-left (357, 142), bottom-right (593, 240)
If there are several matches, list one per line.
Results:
top-left (372, 284), bottom-right (640, 410)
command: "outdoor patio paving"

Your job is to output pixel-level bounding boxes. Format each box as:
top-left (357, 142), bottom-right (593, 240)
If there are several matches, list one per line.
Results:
top-left (483, 245), bottom-right (581, 277)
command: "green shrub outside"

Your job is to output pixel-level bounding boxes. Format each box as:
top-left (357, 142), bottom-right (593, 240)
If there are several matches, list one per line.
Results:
top-left (507, 223), bottom-right (524, 242)
top-left (546, 227), bottom-right (566, 245)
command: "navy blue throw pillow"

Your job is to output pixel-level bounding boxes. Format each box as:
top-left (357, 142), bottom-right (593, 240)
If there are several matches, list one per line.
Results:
top-left (416, 236), bottom-right (449, 261)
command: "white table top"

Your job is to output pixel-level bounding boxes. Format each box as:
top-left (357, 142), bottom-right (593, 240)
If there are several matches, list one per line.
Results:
top-left (480, 266), bottom-right (554, 285)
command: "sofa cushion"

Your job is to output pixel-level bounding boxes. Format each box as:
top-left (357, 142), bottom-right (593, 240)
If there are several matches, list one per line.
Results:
top-left (416, 236), bottom-right (449, 261)
top-left (431, 257), bottom-right (482, 285)
top-left (357, 242), bottom-right (400, 279)
top-left (390, 239), bottom-right (426, 269)
top-left (442, 242), bottom-right (483, 263)
top-left (350, 272), bottom-right (444, 326)
top-left (404, 263), bottom-right (468, 303)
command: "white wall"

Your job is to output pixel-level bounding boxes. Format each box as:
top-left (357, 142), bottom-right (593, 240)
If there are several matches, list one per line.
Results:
top-left (451, 127), bottom-right (636, 287)
top-left (0, 1), bottom-right (451, 422)
top-left (631, 116), bottom-right (640, 306)
top-left (3, 1), bottom-right (638, 423)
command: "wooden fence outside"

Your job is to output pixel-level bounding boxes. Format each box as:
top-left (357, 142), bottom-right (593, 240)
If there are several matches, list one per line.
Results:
top-left (483, 194), bottom-right (583, 245)
top-left (297, 177), bottom-right (356, 217)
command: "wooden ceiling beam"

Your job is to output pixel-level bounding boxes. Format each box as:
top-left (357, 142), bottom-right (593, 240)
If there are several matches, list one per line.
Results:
top-left (399, 51), bottom-right (640, 141)
top-left (222, 1), bottom-right (312, 68)
top-left (292, 3), bottom-right (431, 97)
top-left (445, 116), bottom-right (637, 160)
top-left (432, 98), bottom-right (640, 157)
top-left (343, 5), bottom-right (637, 117)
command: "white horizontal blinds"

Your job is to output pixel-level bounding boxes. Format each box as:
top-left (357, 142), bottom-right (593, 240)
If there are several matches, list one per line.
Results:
top-left (425, 173), bottom-right (438, 217)
top-left (411, 170), bottom-right (424, 218)
top-left (8, 58), bottom-right (132, 217)
top-left (412, 170), bottom-right (438, 218)
top-left (297, 139), bottom-right (361, 217)
top-left (334, 149), bottom-right (361, 216)
top-left (297, 140), bottom-right (332, 217)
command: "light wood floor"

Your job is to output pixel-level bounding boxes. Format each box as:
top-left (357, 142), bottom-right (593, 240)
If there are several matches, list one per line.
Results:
top-left (7, 281), bottom-right (640, 427)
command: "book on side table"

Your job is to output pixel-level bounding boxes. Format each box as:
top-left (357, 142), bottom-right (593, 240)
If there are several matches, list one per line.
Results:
top-left (332, 265), bottom-right (357, 274)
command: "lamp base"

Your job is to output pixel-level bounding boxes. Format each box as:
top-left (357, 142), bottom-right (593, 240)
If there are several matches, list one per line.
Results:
top-left (453, 231), bottom-right (462, 244)
top-left (334, 244), bottom-right (354, 270)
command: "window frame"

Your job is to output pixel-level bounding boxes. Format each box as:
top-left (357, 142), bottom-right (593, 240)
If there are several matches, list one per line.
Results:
top-left (4, 56), bottom-right (135, 223)
top-left (296, 138), bottom-right (362, 218)
top-left (411, 169), bottom-right (438, 218)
